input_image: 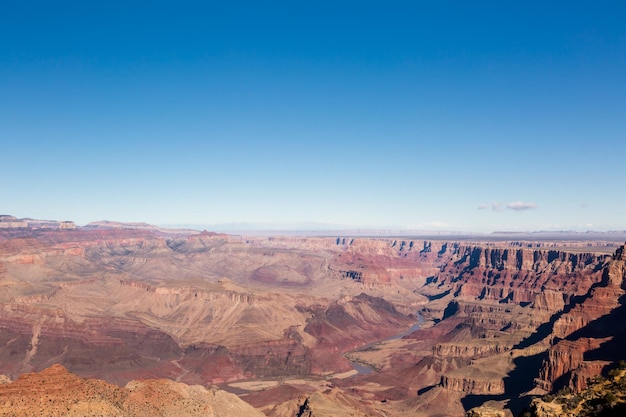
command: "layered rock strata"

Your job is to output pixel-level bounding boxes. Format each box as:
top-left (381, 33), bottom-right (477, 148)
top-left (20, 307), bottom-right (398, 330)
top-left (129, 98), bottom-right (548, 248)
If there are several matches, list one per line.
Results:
top-left (536, 245), bottom-right (626, 392)
top-left (0, 364), bottom-right (266, 417)
top-left (0, 218), bottom-right (621, 417)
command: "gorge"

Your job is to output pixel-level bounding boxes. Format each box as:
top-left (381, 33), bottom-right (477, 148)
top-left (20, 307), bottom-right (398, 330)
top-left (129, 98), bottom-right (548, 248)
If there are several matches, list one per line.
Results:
top-left (0, 215), bottom-right (625, 416)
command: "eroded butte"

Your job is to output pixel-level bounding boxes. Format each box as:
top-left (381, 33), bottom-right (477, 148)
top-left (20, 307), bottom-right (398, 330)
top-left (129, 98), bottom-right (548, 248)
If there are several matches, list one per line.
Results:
top-left (1, 215), bottom-right (625, 416)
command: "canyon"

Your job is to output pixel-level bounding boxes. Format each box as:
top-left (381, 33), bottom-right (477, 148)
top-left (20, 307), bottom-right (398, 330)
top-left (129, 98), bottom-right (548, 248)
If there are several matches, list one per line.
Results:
top-left (0, 215), bottom-right (625, 416)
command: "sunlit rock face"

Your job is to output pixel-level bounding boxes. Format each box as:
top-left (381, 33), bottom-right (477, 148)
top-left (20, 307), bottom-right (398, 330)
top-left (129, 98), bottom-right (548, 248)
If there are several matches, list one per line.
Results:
top-left (0, 364), bottom-right (266, 417)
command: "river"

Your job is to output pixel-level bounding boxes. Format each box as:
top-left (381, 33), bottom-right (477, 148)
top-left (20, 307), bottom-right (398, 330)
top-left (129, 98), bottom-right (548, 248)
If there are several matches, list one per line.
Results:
top-left (346, 312), bottom-right (424, 376)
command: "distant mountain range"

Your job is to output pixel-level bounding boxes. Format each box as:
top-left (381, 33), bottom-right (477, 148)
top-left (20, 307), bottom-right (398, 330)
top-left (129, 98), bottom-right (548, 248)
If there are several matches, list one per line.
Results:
top-left (3, 215), bottom-right (625, 240)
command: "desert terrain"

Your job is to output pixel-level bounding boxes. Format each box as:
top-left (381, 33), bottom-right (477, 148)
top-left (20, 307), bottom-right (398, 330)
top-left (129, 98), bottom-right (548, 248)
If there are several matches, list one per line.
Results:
top-left (1, 215), bottom-right (625, 416)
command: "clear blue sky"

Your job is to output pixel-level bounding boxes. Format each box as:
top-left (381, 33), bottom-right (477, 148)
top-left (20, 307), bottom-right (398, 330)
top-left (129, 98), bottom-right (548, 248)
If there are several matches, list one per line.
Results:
top-left (1, 1), bottom-right (625, 231)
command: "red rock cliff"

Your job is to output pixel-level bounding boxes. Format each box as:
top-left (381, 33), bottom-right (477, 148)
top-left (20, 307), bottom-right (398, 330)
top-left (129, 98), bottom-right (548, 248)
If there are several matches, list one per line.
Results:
top-left (536, 244), bottom-right (626, 392)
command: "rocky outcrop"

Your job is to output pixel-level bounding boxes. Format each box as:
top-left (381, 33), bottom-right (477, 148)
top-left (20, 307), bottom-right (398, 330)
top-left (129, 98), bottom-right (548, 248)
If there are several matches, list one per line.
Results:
top-left (434, 342), bottom-right (509, 359)
top-left (290, 389), bottom-right (382, 417)
top-left (0, 364), bottom-right (266, 416)
top-left (466, 405), bottom-right (510, 417)
top-left (530, 366), bottom-right (626, 416)
top-left (441, 374), bottom-right (505, 395)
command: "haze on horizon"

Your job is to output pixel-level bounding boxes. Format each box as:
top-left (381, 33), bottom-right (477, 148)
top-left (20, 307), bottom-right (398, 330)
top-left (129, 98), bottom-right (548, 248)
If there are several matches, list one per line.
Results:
top-left (1, 1), bottom-right (625, 233)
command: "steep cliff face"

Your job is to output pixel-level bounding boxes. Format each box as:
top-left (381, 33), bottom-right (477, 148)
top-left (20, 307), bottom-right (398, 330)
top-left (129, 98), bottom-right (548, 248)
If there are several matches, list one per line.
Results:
top-left (537, 339), bottom-right (608, 392)
top-left (535, 244), bottom-right (626, 392)
top-left (426, 246), bottom-right (608, 309)
top-left (387, 245), bottom-right (612, 414)
top-left (434, 342), bottom-right (509, 359)
top-left (440, 374), bottom-right (505, 395)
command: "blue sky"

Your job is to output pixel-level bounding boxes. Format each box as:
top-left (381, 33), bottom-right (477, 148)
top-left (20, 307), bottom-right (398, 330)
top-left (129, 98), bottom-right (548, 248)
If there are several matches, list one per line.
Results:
top-left (1, 1), bottom-right (625, 231)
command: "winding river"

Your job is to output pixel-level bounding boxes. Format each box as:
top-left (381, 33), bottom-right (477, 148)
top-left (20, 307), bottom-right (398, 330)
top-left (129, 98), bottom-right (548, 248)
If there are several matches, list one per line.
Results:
top-left (221, 313), bottom-right (426, 394)
top-left (346, 312), bottom-right (425, 375)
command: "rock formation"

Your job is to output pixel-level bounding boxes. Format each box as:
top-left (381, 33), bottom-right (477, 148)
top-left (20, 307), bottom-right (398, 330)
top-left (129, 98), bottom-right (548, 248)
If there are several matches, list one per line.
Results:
top-left (535, 244), bottom-right (626, 392)
top-left (0, 364), bottom-right (266, 416)
top-left (528, 364), bottom-right (626, 416)
top-left (0, 216), bottom-right (623, 417)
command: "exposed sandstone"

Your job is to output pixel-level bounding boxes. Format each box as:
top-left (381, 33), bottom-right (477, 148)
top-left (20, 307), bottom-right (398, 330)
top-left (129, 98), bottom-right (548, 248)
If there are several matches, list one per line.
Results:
top-left (434, 342), bottom-right (509, 359)
top-left (535, 244), bottom-right (626, 392)
top-left (538, 338), bottom-right (607, 389)
top-left (430, 245), bottom-right (608, 308)
top-left (466, 405), bottom-right (510, 417)
top-left (530, 366), bottom-right (626, 417)
top-left (441, 374), bottom-right (505, 395)
top-left (0, 364), bottom-right (265, 416)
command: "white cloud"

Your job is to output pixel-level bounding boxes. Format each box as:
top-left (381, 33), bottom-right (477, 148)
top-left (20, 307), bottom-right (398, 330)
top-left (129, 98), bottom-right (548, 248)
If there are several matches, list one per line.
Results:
top-left (479, 201), bottom-right (538, 212)
top-left (478, 202), bottom-right (503, 211)
top-left (506, 201), bottom-right (537, 211)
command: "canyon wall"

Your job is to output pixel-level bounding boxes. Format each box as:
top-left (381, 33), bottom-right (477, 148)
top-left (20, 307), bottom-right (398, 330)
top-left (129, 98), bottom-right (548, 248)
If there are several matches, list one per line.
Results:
top-left (535, 244), bottom-right (626, 392)
top-left (0, 219), bottom-right (623, 417)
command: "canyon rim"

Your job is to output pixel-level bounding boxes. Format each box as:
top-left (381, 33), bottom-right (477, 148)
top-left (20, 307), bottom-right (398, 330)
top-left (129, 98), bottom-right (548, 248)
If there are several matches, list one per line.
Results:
top-left (1, 216), bottom-right (626, 416)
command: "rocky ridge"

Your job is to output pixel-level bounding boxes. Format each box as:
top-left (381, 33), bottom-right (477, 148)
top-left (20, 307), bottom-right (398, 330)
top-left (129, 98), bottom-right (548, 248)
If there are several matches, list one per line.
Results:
top-left (0, 364), bottom-right (265, 417)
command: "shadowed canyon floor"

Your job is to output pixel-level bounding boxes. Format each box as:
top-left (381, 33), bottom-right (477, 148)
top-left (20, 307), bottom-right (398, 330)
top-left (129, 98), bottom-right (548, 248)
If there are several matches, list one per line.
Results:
top-left (0, 216), bottom-right (625, 416)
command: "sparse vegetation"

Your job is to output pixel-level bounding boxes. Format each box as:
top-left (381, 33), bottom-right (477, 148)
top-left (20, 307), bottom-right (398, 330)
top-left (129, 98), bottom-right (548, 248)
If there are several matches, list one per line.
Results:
top-left (526, 363), bottom-right (626, 417)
